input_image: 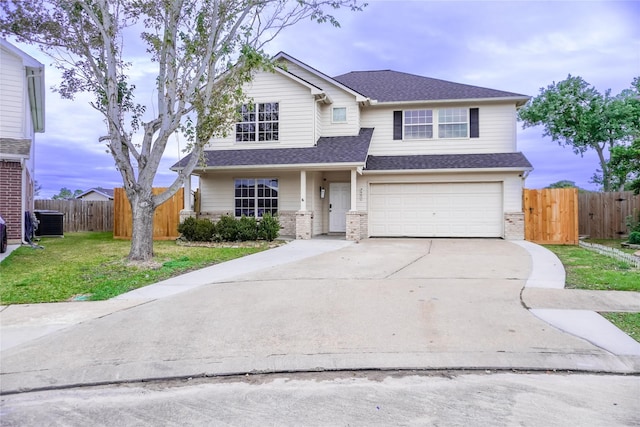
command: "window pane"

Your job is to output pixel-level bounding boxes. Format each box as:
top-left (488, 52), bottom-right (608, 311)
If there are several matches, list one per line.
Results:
top-left (234, 178), bottom-right (278, 218)
top-left (333, 107), bottom-right (347, 122)
top-left (404, 110), bottom-right (433, 139)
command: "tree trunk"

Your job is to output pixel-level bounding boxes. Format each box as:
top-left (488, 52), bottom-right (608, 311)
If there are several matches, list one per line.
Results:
top-left (128, 193), bottom-right (156, 262)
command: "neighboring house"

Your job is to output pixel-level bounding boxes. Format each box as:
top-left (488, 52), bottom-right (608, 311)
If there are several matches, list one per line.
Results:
top-left (76, 187), bottom-right (114, 201)
top-left (0, 39), bottom-right (45, 244)
top-left (172, 52), bottom-right (532, 241)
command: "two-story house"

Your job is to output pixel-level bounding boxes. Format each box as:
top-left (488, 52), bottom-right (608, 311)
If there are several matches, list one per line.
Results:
top-left (172, 52), bottom-right (532, 241)
top-left (0, 39), bottom-right (45, 245)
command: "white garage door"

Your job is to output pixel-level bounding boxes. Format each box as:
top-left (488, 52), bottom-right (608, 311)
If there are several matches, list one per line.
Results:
top-left (369, 182), bottom-right (503, 237)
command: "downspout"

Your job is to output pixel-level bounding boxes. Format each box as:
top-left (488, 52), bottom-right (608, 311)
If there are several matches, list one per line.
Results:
top-left (21, 158), bottom-right (27, 244)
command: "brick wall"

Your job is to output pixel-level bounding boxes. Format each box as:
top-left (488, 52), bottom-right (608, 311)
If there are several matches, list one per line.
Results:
top-left (193, 210), bottom-right (296, 238)
top-left (295, 211), bottom-right (313, 240)
top-left (346, 211), bottom-right (368, 242)
top-left (504, 212), bottom-right (525, 240)
top-left (0, 160), bottom-right (23, 242)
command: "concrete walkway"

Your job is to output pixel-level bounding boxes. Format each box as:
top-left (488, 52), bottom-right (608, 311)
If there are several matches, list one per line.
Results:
top-left (1, 238), bottom-right (639, 394)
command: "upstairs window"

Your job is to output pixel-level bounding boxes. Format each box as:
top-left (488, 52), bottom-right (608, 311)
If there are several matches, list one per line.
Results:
top-left (404, 109), bottom-right (433, 139)
top-left (438, 108), bottom-right (468, 138)
top-left (234, 178), bottom-right (278, 218)
top-left (393, 108), bottom-right (478, 140)
top-left (332, 107), bottom-right (347, 123)
top-left (236, 102), bottom-right (279, 142)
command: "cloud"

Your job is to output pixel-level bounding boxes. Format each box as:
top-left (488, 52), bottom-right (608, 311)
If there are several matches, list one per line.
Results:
top-left (10, 0), bottom-right (639, 199)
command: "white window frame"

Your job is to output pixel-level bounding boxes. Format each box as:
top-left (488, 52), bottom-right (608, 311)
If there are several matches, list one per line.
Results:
top-left (438, 108), bottom-right (468, 139)
top-left (332, 107), bottom-right (347, 123)
top-left (403, 109), bottom-right (433, 139)
top-left (236, 102), bottom-right (279, 142)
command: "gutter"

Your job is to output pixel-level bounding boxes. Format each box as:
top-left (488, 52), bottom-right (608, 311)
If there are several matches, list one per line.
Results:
top-left (367, 96), bottom-right (530, 108)
top-left (363, 166), bottom-right (533, 175)
top-left (176, 161), bottom-right (367, 173)
top-left (20, 158), bottom-right (27, 244)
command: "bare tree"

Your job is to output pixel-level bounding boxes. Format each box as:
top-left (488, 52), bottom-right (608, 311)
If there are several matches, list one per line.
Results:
top-left (1, 0), bottom-right (365, 261)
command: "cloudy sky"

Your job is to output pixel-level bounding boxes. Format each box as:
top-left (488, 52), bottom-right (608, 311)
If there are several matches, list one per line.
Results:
top-left (8, 0), bottom-right (640, 198)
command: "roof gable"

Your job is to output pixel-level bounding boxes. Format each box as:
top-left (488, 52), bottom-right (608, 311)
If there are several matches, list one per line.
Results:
top-left (76, 187), bottom-right (114, 199)
top-left (333, 70), bottom-right (529, 105)
top-left (273, 52), bottom-right (369, 102)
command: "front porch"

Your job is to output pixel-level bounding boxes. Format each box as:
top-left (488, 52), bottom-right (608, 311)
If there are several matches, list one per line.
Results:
top-left (181, 167), bottom-right (368, 242)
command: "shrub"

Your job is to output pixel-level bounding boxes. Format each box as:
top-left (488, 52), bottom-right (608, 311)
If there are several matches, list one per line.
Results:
top-left (177, 217), bottom-right (216, 241)
top-left (258, 212), bottom-right (280, 241)
top-left (629, 231), bottom-right (640, 245)
top-left (237, 216), bottom-right (258, 241)
top-left (626, 211), bottom-right (640, 234)
top-left (216, 215), bottom-right (239, 241)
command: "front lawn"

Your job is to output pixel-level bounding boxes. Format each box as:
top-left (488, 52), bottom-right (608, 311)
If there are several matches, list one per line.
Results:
top-left (545, 245), bottom-right (639, 292)
top-left (545, 245), bottom-right (639, 342)
top-left (0, 232), bottom-right (273, 304)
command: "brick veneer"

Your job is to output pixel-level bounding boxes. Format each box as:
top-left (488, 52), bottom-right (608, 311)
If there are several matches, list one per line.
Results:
top-left (346, 211), bottom-right (368, 242)
top-left (0, 161), bottom-right (23, 242)
top-left (504, 212), bottom-right (525, 240)
top-left (185, 210), bottom-right (296, 238)
top-left (295, 211), bottom-right (313, 240)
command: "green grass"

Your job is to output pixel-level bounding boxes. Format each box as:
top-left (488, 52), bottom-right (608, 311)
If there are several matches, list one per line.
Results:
top-left (545, 245), bottom-right (639, 292)
top-left (0, 232), bottom-right (272, 304)
top-left (583, 238), bottom-right (638, 255)
top-left (546, 245), bottom-right (639, 341)
top-left (601, 313), bottom-right (640, 342)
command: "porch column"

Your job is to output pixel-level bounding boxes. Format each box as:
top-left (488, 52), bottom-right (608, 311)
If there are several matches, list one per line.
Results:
top-left (296, 169), bottom-right (312, 239)
top-left (300, 170), bottom-right (307, 211)
top-left (183, 175), bottom-right (191, 211)
top-left (179, 173), bottom-right (195, 225)
top-left (350, 169), bottom-right (357, 211)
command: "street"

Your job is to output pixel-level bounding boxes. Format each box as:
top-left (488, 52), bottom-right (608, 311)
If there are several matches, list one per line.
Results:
top-left (1, 371), bottom-right (638, 426)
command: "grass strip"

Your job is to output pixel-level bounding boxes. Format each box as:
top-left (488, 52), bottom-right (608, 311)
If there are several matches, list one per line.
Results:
top-left (545, 245), bottom-right (639, 292)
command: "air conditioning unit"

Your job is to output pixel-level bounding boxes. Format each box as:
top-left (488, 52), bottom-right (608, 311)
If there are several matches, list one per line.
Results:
top-left (34, 210), bottom-right (64, 237)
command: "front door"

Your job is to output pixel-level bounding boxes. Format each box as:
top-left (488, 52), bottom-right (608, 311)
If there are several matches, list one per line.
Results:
top-left (329, 182), bottom-right (350, 232)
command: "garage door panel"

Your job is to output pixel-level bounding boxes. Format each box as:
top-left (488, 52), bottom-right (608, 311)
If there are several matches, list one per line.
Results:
top-left (369, 182), bottom-right (503, 238)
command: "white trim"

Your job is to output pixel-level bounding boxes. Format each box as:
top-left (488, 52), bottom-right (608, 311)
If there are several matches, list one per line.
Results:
top-left (363, 167), bottom-right (533, 175)
top-left (331, 106), bottom-right (348, 123)
top-left (273, 52), bottom-right (369, 102)
top-left (188, 162), bottom-right (366, 172)
top-left (369, 96), bottom-right (530, 108)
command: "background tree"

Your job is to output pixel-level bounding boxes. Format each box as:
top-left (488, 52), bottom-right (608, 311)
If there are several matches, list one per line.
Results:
top-left (0, 0), bottom-right (365, 262)
top-left (52, 187), bottom-right (83, 200)
top-left (545, 180), bottom-right (578, 189)
top-left (608, 78), bottom-right (640, 193)
top-left (609, 138), bottom-right (640, 194)
top-left (518, 75), bottom-right (639, 192)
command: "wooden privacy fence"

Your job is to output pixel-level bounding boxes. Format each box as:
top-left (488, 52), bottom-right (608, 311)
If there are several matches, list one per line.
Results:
top-left (579, 191), bottom-right (640, 239)
top-left (34, 199), bottom-right (113, 232)
top-left (524, 188), bottom-right (579, 245)
top-left (113, 187), bottom-right (184, 240)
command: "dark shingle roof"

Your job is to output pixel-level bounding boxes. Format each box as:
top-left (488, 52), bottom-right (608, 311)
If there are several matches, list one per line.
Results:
top-left (172, 128), bottom-right (374, 169)
top-left (333, 70), bottom-right (528, 103)
top-left (365, 153), bottom-right (532, 171)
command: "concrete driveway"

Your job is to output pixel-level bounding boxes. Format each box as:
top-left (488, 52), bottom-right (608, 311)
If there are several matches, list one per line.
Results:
top-left (1, 239), bottom-right (638, 393)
